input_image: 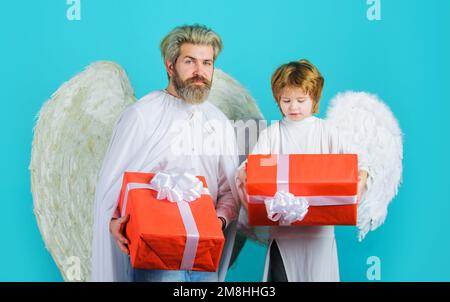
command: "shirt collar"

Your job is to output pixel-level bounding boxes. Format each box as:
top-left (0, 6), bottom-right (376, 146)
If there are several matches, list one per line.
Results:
top-left (281, 115), bottom-right (317, 126)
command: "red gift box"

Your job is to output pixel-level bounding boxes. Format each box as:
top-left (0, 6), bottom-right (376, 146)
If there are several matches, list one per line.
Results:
top-left (117, 171), bottom-right (225, 271)
top-left (246, 154), bottom-right (359, 226)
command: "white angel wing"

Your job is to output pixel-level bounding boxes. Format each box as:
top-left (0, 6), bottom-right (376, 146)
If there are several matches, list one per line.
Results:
top-left (325, 91), bottom-right (403, 241)
top-left (30, 61), bottom-right (136, 281)
top-left (208, 69), bottom-right (265, 265)
top-left (30, 63), bottom-right (263, 279)
top-left (209, 69), bottom-right (263, 121)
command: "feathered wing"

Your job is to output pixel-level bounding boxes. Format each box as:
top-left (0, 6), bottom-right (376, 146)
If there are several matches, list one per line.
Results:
top-left (208, 69), bottom-right (266, 265)
top-left (209, 69), bottom-right (263, 121)
top-left (30, 64), bottom-right (263, 280)
top-left (30, 61), bottom-right (136, 281)
top-left (325, 91), bottom-right (403, 241)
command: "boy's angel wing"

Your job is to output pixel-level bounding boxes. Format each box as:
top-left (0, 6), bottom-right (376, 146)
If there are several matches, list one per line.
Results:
top-left (30, 61), bottom-right (136, 281)
top-left (325, 91), bottom-right (403, 241)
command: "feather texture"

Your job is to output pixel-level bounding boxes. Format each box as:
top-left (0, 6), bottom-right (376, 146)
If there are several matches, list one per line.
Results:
top-left (30, 61), bottom-right (136, 281)
top-left (30, 62), bottom-right (263, 280)
top-left (325, 91), bottom-right (403, 241)
top-left (208, 70), bottom-right (266, 259)
top-left (209, 69), bottom-right (263, 121)
top-left (209, 69), bottom-right (264, 165)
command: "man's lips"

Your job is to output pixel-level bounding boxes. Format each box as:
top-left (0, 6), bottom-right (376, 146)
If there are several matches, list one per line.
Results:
top-left (188, 78), bottom-right (208, 86)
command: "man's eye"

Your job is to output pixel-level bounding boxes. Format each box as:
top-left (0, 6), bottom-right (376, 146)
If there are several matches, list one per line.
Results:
top-left (204, 61), bottom-right (212, 66)
top-left (185, 60), bottom-right (192, 64)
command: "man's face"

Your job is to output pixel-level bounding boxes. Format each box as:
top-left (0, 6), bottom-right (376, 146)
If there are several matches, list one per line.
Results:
top-left (167, 43), bottom-right (215, 104)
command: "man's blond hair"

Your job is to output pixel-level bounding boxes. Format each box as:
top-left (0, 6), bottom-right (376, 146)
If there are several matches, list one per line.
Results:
top-left (160, 24), bottom-right (223, 65)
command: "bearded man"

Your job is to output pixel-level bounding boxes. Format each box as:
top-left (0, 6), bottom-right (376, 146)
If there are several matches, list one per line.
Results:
top-left (90, 24), bottom-right (241, 282)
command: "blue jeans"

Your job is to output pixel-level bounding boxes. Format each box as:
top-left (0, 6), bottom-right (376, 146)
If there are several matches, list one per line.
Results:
top-left (133, 268), bottom-right (219, 282)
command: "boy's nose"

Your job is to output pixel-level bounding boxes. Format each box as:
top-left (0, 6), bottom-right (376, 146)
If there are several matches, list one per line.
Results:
top-left (289, 102), bottom-right (299, 110)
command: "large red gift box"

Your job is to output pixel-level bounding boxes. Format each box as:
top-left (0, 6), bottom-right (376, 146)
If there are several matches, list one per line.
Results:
top-left (246, 154), bottom-right (359, 226)
top-left (117, 171), bottom-right (225, 271)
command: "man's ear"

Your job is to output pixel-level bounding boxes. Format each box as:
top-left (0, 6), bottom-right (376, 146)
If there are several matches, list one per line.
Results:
top-left (165, 59), bottom-right (174, 78)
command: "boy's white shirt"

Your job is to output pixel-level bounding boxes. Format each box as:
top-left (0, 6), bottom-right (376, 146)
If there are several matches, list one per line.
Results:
top-left (90, 90), bottom-right (241, 281)
top-left (239, 115), bottom-right (369, 281)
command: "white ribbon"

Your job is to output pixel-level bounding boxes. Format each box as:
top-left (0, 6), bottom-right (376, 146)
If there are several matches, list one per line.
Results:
top-left (121, 168), bottom-right (209, 271)
top-left (264, 191), bottom-right (309, 226)
top-left (148, 168), bottom-right (205, 203)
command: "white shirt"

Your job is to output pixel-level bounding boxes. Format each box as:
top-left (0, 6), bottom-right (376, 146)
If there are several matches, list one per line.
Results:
top-left (243, 115), bottom-right (368, 281)
top-left (91, 90), bottom-right (241, 281)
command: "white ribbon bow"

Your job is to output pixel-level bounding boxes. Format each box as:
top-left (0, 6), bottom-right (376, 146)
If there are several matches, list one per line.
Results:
top-left (149, 168), bottom-right (204, 203)
top-left (264, 191), bottom-right (310, 226)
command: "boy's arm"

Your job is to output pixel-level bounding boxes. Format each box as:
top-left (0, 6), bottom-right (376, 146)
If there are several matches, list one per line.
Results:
top-left (358, 170), bottom-right (369, 201)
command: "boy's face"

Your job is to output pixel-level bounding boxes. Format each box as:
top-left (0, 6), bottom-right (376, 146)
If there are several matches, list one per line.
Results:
top-left (278, 86), bottom-right (314, 121)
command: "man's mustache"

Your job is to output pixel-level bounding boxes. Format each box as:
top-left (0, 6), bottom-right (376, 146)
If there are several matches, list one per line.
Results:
top-left (185, 75), bottom-right (211, 86)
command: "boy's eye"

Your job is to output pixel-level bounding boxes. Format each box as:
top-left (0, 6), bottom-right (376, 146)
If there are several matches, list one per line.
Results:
top-left (282, 100), bottom-right (290, 103)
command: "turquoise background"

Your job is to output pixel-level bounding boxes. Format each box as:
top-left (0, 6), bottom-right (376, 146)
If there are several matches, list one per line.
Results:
top-left (1, 0), bottom-right (449, 281)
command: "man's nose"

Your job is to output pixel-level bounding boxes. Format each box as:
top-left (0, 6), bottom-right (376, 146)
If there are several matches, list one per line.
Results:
top-left (193, 62), bottom-right (205, 76)
top-left (192, 62), bottom-right (200, 74)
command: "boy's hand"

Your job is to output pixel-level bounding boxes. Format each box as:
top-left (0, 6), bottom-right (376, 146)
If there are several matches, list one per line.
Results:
top-left (357, 170), bottom-right (369, 202)
top-left (109, 215), bottom-right (130, 255)
top-left (237, 167), bottom-right (249, 210)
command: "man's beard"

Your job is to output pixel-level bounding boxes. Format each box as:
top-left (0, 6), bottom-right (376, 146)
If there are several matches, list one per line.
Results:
top-left (172, 70), bottom-right (212, 105)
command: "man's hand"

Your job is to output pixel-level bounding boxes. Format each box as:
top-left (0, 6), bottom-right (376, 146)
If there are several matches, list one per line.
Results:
top-left (109, 215), bottom-right (130, 255)
top-left (357, 170), bottom-right (369, 202)
top-left (237, 167), bottom-right (249, 210)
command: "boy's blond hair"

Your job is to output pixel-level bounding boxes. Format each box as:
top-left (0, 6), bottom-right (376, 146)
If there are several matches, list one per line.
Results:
top-left (160, 24), bottom-right (223, 65)
top-left (271, 59), bottom-right (324, 113)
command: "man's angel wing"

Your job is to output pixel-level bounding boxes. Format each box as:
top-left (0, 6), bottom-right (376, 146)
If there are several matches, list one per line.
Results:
top-left (30, 62), bottom-right (136, 281)
top-left (30, 63), bottom-right (263, 279)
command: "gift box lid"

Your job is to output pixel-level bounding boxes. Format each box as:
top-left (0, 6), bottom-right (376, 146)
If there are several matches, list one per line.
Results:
top-left (247, 154), bottom-right (358, 196)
